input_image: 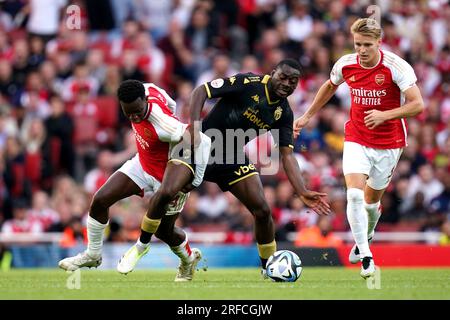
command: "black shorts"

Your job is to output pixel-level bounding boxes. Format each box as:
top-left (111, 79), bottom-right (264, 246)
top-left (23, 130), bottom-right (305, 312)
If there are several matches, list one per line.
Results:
top-left (203, 157), bottom-right (259, 191)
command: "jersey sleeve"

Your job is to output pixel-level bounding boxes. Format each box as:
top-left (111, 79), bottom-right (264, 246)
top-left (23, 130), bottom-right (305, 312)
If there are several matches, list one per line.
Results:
top-left (144, 83), bottom-right (177, 113)
top-left (203, 73), bottom-right (248, 99)
top-left (272, 105), bottom-right (294, 149)
top-left (390, 57), bottom-right (417, 92)
top-left (148, 100), bottom-right (188, 143)
top-left (329, 56), bottom-right (346, 86)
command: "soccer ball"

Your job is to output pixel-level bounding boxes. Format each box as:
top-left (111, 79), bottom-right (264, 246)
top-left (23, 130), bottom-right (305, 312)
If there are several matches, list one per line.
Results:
top-left (266, 250), bottom-right (302, 282)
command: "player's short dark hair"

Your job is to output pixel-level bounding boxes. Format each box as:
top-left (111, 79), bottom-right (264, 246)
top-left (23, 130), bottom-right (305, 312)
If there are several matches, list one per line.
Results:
top-left (117, 80), bottom-right (145, 103)
top-left (275, 59), bottom-right (302, 73)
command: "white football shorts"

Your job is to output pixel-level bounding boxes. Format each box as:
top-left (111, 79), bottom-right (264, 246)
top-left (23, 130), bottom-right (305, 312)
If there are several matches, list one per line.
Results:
top-left (342, 141), bottom-right (403, 190)
top-left (117, 154), bottom-right (188, 215)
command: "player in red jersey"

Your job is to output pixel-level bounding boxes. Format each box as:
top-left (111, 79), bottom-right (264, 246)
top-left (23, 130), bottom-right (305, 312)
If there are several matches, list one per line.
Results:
top-left (294, 18), bottom-right (424, 278)
top-left (59, 80), bottom-right (210, 281)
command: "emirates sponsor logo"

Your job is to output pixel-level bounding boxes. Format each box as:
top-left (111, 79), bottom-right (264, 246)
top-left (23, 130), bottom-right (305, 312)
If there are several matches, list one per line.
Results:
top-left (132, 126), bottom-right (150, 150)
top-left (350, 87), bottom-right (387, 97)
top-left (375, 74), bottom-right (385, 85)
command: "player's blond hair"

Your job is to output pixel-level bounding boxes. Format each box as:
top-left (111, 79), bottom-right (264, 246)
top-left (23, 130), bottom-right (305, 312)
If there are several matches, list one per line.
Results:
top-left (350, 18), bottom-right (382, 40)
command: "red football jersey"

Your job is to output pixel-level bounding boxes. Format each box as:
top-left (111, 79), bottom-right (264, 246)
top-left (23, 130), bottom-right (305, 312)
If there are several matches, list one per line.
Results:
top-left (330, 50), bottom-right (417, 149)
top-left (132, 84), bottom-right (187, 181)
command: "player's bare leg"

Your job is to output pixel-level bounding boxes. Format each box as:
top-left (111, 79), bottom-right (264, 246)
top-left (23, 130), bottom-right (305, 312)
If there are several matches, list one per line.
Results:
top-left (229, 175), bottom-right (276, 278)
top-left (59, 172), bottom-right (141, 271)
top-left (140, 161), bottom-right (193, 241)
top-left (118, 208), bottom-right (201, 279)
top-left (345, 173), bottom-right (375, 278)
top-left (118, 162), bottom-right (202, 279)
top-left (156, 213), bottom-right (202, 281)
top-left (350, 185), bottom-right (384, 263)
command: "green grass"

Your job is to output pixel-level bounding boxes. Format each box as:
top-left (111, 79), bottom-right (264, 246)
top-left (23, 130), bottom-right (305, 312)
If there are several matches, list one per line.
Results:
top-left (0, 267), bottom-right (449, 300)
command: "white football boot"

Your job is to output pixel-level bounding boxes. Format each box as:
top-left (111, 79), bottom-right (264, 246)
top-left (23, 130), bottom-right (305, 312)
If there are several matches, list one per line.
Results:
top-left (117, 244), bottom-right (150, 274)
top-left (174, 248), bottom-right (202, 282)
top-left (360, 256), bottom-right (376, 279)
top-left (349, 237), bottom-right (373, 264)
top-left (58, 251), bottom-right (102, 271)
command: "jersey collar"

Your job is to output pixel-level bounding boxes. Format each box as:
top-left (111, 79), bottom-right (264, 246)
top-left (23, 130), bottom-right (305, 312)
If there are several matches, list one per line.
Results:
top-left (261, 75), bottom-right (280, 105)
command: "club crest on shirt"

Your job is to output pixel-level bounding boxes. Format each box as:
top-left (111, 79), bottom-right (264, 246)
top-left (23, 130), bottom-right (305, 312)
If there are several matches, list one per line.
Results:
top-left (251, 95), bottom-right (259, 103)
top-left (211, 78), bottom-right (224, 88)
top-left (375, 74), bottom-right (385, 85)
top-left (274, 106), bottom-right (282, 120)
top-left (144, 128), bottom-right (152, 139)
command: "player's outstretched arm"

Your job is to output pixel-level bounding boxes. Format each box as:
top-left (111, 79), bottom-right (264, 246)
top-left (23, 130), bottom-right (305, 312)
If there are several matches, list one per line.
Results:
top-left (364, 85), bottom-right (424, 130)
top-left (189, 85), bottom-right (208, 123)
top-left (280, 146), bottom-right (331, 215)
top-left (293, 80), bottom-right (338, 138)
top-left (187, 85), bottom-right (208, 146)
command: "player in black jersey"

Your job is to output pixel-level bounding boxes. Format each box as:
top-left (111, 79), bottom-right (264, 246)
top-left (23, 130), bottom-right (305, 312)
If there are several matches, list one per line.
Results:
top-left (188, 59), bottom-right (331, 276)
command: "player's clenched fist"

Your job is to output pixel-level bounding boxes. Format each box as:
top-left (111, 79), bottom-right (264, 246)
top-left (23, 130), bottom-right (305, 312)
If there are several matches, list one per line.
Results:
top-left (364, 109), bottom-right (387, 130)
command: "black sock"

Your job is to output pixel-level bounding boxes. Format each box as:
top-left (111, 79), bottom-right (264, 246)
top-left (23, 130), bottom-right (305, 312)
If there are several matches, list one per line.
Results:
top-left (139, 230), bottom-right (152, 244)
top-left (260, 258), bottom-right (268, 269)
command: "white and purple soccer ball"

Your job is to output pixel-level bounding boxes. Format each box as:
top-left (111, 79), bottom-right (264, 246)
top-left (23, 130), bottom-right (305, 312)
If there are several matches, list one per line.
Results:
top-left (266, 250), bottom-right (302, 282)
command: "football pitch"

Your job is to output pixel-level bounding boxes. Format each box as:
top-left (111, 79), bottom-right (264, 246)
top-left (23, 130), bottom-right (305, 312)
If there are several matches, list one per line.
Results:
top-left (0, 267), bottom-right (449, 300)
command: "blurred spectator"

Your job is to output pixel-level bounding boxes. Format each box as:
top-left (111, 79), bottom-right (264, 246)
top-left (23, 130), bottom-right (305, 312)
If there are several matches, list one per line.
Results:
top-left (120, 49), bottom-right (146, 82)
top-left (179, 191), bottom-right (210, 229)
top-left (197, 182), bottom-right (228, 222)
top-left (0, 59), bottom-right (20, 104)
top-left (59, 216), bottom-right (87, 248)
top-left (286, 1), bottom-right (313, 43)
top-left (25, 0), bottom-right (67, 43)
top-left (83, 149), bottom-right (114, 195)
top-left (196, 52), bottom-right (237, 87)
top-left (69, 83), bottom-right (100, 179)
top-left (86, 48), bottom-right (107, 85)
top-left (43, 94), bottom-right (75, 180)
top-left (294, 215), bottom-right (343, 247)
top-left (157, 18), bottom-right (195, 87)
top-left (429, 174), bottom-right (450, 221)
top-left (174, 80), bottom-right (194, 123)
top-left (98, 64), bottom-right (121, 96)
top-left (20, 118), bottom-right (46, 190)
top-left (0, 105), bottom-right (18, 149)
top-left (134, 0), bottom-right (173, 42)
top-left (405, 164), bottom-right (444, 211)
top-left (1, 198), bottom-right (43, 233)
top-left (2, 136), bottom-right (32, 220)
top-left (84, 0), bottom-right (115, 33)
top-left (184, 6), bottom-right (217, 79)
top-left (134, 31), bottom-right (166, 83)
top-left (28, 190), bottom-right (59, 231)
top-left (12, 38), bottom-right (32, 88)
top-left (61, 62), bottom-right (99, 102)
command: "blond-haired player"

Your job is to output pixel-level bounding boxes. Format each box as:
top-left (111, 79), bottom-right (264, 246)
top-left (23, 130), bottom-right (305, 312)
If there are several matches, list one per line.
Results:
top-left (294, 18), bottom-right (424, 278)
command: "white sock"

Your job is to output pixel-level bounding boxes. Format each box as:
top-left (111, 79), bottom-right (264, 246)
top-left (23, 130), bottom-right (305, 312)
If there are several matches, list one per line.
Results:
top-left (365, 201), bottom-right (381, 240)
top-left (170, 233), bottom-right (192, 264)
top-left (86, 215), bottom-right (108, 257)
top-left (136, 239), bottom-right (150, 254)
top-left (347, 188), bottom-right (371, 258)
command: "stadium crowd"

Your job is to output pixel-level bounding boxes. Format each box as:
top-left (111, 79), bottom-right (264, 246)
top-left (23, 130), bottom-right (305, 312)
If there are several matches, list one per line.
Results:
top-left (0, 0), bottom-right (449, 249)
